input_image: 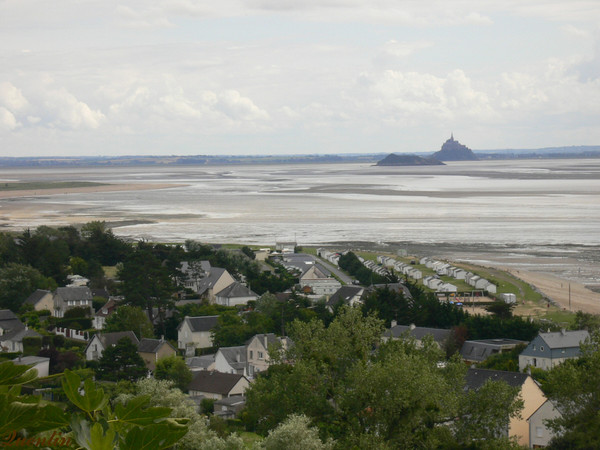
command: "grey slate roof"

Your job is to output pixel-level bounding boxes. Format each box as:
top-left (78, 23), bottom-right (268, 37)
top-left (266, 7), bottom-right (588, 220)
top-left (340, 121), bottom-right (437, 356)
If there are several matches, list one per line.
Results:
top-left (188, 371), bottom-right (247, 395)
top-left (326, 286), bottom-right (363, 308)
top-left (187, 354), bottom-right (215, 370)
top-left (55, 286), bottom-right (93, 301)
top-left (384, 324), bottom-right (451, 344)
top-left (179, 316), bottom-right (219, 333)
top-left (215, 282), bottom-right (257, 299)
top-left (214, 395), bottom-right (245, 407)
top-left (538, 330), bottom-right (589, 349)
top-left (465, 368), bottom-right (529, 390)
top-left (460, 339), bottom-right (527, 363)
top-left (367, 283), bottom-right (413, 300)
top-left (24, 289), bottom-right (51, 306)
top-left (196, 268), bottom-right (229, 295)
top-left (97, 331), bottom-right (139, 348)
top-left (0, 309), bottom-right (25, 333)
top-left (218, 346), bottom-right (247, 372)
top-left (245, 333), bottom-right (279, 347)
top-left (0, 326), bottom-right (41, 343)
top-left (138, 338), bottom-right (175, 354)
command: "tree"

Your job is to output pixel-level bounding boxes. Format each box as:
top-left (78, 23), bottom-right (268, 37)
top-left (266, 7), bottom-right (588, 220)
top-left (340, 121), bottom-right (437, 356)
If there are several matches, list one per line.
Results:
top-left (118, 244), bottom-right (176, 334)
top-left (485, 301), bottom-right (515, 319)
top-left (154, 355), bottom-right (193, 391)
top-left (544, 331), bottom-right (600, 448)
top-left (97, 337), bottom-right (148, 382)
top-left (0, 365), bottom-right (188, 449)
top-left (104, 305), bottom-right (154, 339)
top-left (0, 263), bottom-right (56, 312)
top-left (261, 414), bottom-right (333, 450)
top-left (115, 378), bottom-right (244, 450)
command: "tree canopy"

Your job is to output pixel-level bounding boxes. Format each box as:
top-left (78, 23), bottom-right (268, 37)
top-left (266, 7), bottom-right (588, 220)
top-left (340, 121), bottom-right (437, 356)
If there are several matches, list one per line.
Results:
top-left (96, 337), bottom-right (148, 382)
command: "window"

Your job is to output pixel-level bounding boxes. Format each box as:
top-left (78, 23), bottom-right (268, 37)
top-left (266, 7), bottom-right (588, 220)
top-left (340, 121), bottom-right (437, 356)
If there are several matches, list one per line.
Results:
top-left (258, 351), bottom-right (264, 360)
top-left (540, 346), bottom-right (544, 352)
top-left (536, 426), bottom-right (544, 438)
top-left (533, 345), bottom-right (536, 351)
top-left (249, 350), bottom-right (254, 359)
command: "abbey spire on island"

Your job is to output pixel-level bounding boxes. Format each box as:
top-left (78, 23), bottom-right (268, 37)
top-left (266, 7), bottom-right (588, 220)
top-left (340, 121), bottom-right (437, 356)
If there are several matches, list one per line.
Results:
top-left (376, 134), bottom-right (478, 166)
top-left (431, 133), bottom-right (479, 161)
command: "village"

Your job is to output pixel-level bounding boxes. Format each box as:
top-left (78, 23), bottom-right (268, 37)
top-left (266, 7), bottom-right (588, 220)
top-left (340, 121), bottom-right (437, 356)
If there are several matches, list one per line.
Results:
top-left (0, 226), bottom-right (598, 448)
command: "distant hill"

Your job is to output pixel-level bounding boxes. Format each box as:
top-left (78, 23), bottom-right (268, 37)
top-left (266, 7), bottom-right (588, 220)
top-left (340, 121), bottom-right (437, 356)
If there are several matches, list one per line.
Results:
top-left (376, 154), bottom-right (445, 166)
top-left (432, 135), bottom-right (478, 161)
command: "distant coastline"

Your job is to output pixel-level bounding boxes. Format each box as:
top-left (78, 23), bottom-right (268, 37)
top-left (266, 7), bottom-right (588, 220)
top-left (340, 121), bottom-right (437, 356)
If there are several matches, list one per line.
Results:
top-left (1, 145), bottom-right (599, 168)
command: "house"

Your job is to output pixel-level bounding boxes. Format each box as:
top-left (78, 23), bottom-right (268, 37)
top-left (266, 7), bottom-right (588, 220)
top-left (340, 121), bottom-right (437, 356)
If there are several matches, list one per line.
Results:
top-left (92, 298), bottom-right (118, 330)
top-left (84, 331), bottom-right (139, 361)
top-left (245, 333), bottom-right (291, 377)
top-left (23, 290), bottom-right (54, 312)
top-left (382, 322), bottom-right (451, 348)
top-left (465, 368), bottom-right (547, 447)
top-left (213, 395), bottom-right (246, 419)
top-left (0, 310), bottom-right (24, 335)
top-left (53, 286), bottom-right (93, 317)
top-left (518, 330), bottom-right (589, 371)
top-left (326, 286), bottom-right (364, 312)
top-left (186, 354), bottom-right (216, 372)
top-left (298, 265), bottom-right (341, 297)
top-left (214, 282), bottom-right (258, 307)
top-left (460, 339), bottom-right (528, 364)
top-left (195, 268), bottom-right (236, 302)
top-left (180, 260), bottom-right (212, 292)
top-left (528, 399), bottom-right (562, 448)
top-left (214, 346), bottom-right (248, 377)
top-left (188, 371), bottom-right (250, 400)
top-left (0, 326), bottom-right (41, 353)
top-left (177, 316), bottom-right (219, 355)
top-left (137, 338), bottom-right (177, 371)
top-left (12, 356), bottom-right (50, 378)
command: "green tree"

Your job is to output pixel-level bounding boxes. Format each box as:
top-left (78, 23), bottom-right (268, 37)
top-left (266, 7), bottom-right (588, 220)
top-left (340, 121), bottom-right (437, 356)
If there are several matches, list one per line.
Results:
top-left (115, 378), bottom-right (244, 450)
top-left (571, 310), bottom-right (600, 332)
top-left (97, 337), bottom-right (148, 382)
top-left (154, 355), bottom-right (193, 391)
top-left (0, 263), bottom-right (56, 312)
top-left (104, 305), bottom-right (154, 338)
top-left (0, 364), bottom-right (188, 449)
top-left (118, 244), bottom-right (176, 334)
top-left (261, 414), bottom-right (333, 450)
top-left (544, 331), bottom-right (600, 448)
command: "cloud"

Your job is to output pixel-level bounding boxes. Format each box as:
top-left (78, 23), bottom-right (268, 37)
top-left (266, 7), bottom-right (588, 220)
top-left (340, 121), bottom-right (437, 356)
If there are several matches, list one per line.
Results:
top-left (0, 107), bottom-right (19, 131)
top-left (43, 88), bottom-right (105, 129)
top-left (0, 82), bottom-right (29, 111)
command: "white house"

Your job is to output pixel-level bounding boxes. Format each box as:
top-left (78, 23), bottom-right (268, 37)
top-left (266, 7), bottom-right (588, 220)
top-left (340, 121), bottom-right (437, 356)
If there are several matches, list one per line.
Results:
top-left (177, 316), bottom-right (219, 355)
top-left (299, 265), bottom-right (341, 296)
top-left (214, 346), bottom-right (248, 377)
top-left (214, 282), bottom-right (258, 307)
top-left (188, 371), bottom-right (250, 400)
top-left (84, 331), bottom-right (139, 361)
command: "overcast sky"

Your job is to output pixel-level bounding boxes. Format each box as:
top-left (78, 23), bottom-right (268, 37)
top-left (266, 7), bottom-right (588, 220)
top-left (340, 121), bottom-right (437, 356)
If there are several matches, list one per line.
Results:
top-left (1, 1), bottom-right (599, 157)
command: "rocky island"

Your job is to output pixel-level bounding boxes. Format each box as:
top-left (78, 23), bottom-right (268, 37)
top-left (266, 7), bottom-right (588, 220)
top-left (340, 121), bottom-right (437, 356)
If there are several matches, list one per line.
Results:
top-left (376, 153), bottom-right (445, 166)
top-left (431, 134), bottom-right (478, 161)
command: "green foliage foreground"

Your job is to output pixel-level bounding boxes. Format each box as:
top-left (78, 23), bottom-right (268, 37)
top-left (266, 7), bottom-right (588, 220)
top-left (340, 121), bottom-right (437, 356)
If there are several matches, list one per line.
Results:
top-left (0, 363), bottom-right (187, 449)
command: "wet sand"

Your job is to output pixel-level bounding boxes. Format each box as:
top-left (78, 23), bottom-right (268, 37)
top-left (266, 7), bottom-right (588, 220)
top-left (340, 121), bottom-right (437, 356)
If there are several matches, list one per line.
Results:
top-left (0, 183), bottom-right (182, 200)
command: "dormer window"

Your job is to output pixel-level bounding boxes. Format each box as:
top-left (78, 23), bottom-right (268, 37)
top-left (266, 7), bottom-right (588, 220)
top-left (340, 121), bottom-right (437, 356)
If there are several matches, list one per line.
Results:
top-left (540, 346), bottom-right (544, 352)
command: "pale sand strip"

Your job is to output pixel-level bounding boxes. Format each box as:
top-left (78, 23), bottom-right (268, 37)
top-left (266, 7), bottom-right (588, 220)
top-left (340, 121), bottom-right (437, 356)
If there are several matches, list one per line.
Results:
top-left (0, 183), bottom-right (183, 199)
top-left (500, 268), bottom-right (600, 315)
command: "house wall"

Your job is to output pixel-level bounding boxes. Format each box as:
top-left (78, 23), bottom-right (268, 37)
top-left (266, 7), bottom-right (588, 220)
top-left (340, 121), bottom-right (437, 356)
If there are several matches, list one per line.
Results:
top-left (510, 377), bottom-right (547, 447)
top-left (246, 337), bottom-right (270, 376)
top-left (529, 400), bottom-right (560, 448)
top-left (214, 351), bottom-right (239, 375)
top-left (178, 321), bottom-right (213, 350)
top-left (33, 293), bottom-right (54, 312)
top-left (208, 272), bottom-right (236, 302)
top-left (85, 335), bottom-right (103, 361)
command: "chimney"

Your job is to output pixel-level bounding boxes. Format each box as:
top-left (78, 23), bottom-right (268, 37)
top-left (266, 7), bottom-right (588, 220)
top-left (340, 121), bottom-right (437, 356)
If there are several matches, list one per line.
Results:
top-left (561, 329), bottom-right (566, 336)
top-left (391, 320), bottom-right (397, 328)
top-left (160, 335), bottom-right (164, 342)
top-left (409, 324), bottom-right (416, 330)
top-left (264, 334), bottom-right (268, 348)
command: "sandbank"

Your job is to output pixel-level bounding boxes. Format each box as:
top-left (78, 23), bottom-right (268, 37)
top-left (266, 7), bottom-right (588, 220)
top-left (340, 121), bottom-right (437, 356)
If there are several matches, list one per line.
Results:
top-left (0, 183), bottom-right (183, 199)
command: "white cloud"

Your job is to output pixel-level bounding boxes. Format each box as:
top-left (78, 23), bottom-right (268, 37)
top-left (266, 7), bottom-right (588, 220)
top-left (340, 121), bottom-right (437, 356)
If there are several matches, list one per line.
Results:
top-left (0, 82), bottom-right (29, 111)
top-left (43, 88), bottom-right (105, 129)
top-left (0, 107), bottom-right (19, 130)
